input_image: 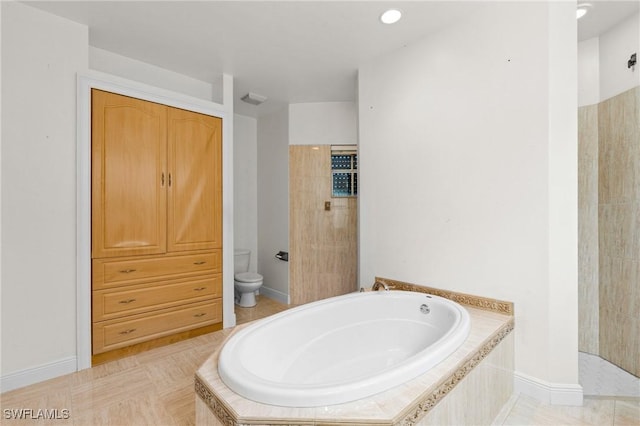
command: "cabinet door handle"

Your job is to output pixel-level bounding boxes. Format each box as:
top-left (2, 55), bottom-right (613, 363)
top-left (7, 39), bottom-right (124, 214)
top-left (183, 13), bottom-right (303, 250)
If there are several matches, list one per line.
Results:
top-left (161, 172), bottom-right (165, 187)
top-left (193, 261), bottom-right (206, 265)
top-left (119, 329), bottom-right (136, 335)
top-left (193, 287), bottom-right (207, 291)
top-left (118, 299), bottom-right (136, 304)
top-left (193, 313), bottom-right (206, 318)
top-left (168, 173), bottom-right (172, 187)
top-left (119, 269), bottom-right (137, 274)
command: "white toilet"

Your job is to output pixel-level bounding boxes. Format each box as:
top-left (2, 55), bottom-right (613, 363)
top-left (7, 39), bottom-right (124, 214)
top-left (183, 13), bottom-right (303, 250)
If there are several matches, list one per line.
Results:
top-left (234, 249), bottom-right (263, 308)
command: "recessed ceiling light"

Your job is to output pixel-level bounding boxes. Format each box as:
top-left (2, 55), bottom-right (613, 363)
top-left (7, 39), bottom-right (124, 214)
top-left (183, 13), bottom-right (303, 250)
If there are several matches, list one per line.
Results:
top-left (576, 3), bottom-right (592, 19)
top-left (380, 9), bottom-right (402, 25)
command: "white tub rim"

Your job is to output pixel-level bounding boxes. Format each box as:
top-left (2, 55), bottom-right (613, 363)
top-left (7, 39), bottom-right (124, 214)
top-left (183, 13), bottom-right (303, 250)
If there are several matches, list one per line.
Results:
top-left (218, 290), bottom-right (471, 407)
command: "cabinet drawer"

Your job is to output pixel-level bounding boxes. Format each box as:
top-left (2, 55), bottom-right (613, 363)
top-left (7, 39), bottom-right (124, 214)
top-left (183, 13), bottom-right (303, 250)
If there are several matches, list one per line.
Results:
top-left (93, 274), bottom-right (221, 321)
top-left (93, 251), bottom-right (221, 289)
top-left (92, 299), bottom-right (221, 354)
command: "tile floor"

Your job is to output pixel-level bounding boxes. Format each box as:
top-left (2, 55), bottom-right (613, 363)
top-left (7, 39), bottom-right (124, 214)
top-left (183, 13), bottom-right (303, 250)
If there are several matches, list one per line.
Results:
top-left (494, 394), bottom-right (639, 426)
top-left (1, 296), bottom-right (638, 425)
top-left (234, 294), bottom-right (291, 325)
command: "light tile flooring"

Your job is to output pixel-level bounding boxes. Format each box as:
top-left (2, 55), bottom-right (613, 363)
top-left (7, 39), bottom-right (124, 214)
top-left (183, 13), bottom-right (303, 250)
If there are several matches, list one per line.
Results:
top-left (0, 296), bottom-right (287, 425)
top-left (234, 294), bottom-right (291, 324)
top-left (495, 394), bottom-right (639, 426)
top-left (1, 296), bottom-right (638, 425)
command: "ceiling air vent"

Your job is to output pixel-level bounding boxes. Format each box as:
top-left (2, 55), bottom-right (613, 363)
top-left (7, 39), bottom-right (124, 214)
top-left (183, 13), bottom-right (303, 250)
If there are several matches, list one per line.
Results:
top-left (241, 92), bottom-right (267, 105)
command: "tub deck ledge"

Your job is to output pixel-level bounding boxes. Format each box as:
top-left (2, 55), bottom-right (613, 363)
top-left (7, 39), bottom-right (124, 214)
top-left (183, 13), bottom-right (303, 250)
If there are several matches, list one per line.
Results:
top-left (195, 284), bottom-right (514, 426)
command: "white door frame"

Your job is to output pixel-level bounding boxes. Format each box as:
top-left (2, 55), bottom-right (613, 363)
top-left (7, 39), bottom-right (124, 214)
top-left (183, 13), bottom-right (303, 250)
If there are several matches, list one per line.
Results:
top-left (76, 71), bottom-right (235, 370)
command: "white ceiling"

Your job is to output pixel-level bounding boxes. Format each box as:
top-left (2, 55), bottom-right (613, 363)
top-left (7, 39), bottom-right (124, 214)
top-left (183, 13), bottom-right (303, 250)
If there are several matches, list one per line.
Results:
top-left (24, 1), bottom-right (640, 117)
top-left (577, 0), bottom-right (639, 41)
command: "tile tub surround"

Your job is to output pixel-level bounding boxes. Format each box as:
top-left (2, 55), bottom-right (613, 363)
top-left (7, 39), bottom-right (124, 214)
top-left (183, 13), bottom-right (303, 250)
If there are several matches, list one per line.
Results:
top-left (374, 277), bottom-right (514, 316)
top-left (195, 286), bottom-right (514, 425)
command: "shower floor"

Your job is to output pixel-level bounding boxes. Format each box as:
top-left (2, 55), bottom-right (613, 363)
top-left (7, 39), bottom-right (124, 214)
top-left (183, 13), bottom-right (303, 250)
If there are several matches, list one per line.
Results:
top-left (580, 351), bottom-right (640, 397)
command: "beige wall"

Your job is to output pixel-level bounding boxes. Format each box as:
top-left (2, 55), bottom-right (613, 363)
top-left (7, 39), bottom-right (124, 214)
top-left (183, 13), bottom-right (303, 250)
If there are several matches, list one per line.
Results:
top-left (287, 102), bottom-right (358, 304)
top-left (358, 1), bottom-right (580, 393)
top-left (578, 86), bottom-right (640, 376)
top-left (256, 108), bottom-right (290, 303)
top-left (289, 102), bottom-right (357, 146)
top-left (578, 104), bottom-right (600, 355)
top-left (289, 145), bottom-right (357, 305)
top-left (598, 86), bottom-right (640, 377)
top-left (577, 12), bottom-right (640, 373)
top-left (1, 1), bottom-right (234, 390)
top-left (89, 47), bottom-right (217, 101)
top-left (1, 1), bottom-right (89, 379)
top-left (598, 12), bottom-right (640, 103)
top-left (233, 114), bottom-right (259, 274)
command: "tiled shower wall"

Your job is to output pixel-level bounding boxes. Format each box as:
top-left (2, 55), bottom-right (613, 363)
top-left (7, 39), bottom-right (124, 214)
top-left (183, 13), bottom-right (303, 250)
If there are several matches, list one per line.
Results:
top-left (289, 145), bottom-right (358, 305)
top-left (578, 104), bottom-right (599, 355)
top-left (598, 86), bottom-right (640, 377)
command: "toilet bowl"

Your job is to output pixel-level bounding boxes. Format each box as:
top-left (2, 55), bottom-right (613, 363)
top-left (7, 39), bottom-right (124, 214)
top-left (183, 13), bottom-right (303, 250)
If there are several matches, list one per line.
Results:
top-left (234, 272), bottom-right (263, 307)
top-left (234, 249), bottom-right (263, 308)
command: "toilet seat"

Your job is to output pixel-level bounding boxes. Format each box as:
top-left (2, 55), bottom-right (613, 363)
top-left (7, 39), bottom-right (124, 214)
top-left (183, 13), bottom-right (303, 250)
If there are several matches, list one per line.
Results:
top-left (235, 272), bottom-right (263, 283)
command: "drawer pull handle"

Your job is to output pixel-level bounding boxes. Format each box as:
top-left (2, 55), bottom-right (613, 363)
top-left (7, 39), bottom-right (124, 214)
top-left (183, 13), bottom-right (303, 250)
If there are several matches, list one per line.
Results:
top-left (194, 261), bottom-right (207, 265)
top-left (193, 313), bottom-right (206, 318)
top-left (119, 269), bottom-right (137, 274)
top-left (193, 287), bottom-right (207, 291)
top-left (119, 329), bottom-right (136, 335)
top-left (119, 299), bottom-right (136, 304)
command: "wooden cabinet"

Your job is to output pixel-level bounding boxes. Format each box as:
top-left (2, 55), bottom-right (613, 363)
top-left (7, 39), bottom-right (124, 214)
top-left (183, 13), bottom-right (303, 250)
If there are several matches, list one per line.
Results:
top-left (167, 107), bottom-right (222, 252)
top-left (90, 89), bottom-right (223, 362)
top-left (92, 251), bottom-right (221, 288)
top-left (91, 91), bottom-right (167, 258)
top-left (93, 299), bottom-right (222, 354)
top-left (93, 274), bottom-right (221, 321)
top-left (92, 251), bottom-right (222, 354)
top-left (92, 90), bottom-right (222, 258)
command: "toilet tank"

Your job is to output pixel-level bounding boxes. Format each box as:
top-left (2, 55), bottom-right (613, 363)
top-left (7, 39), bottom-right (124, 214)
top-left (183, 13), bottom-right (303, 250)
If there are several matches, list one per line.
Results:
top-left (234, 249), bottom-right (251, 275)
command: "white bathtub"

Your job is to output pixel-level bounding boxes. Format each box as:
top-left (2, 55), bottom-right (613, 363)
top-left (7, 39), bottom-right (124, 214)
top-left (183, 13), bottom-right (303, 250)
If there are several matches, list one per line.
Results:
top-left (218, 290), bottom-right (471, 407)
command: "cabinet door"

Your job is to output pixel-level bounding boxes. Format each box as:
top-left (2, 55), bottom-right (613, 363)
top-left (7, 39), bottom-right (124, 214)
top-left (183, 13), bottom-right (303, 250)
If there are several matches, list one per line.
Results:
top-left (92, 90), bottom-right (167, 258)
top-left (167, 107), bottom-right (222, 252)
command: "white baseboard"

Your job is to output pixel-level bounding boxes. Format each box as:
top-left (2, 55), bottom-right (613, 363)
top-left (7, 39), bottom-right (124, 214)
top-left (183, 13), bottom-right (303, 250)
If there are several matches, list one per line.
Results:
top-left (0, 357), bottom-right (77, 393)
top-left (514, 371), bottom-right (583, 406)
top-left (259, 286), bottom-right (289, 305)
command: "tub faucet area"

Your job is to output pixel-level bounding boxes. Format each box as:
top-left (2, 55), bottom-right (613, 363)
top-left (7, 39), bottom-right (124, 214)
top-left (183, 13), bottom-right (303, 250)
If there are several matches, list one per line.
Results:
top-left (372, 280), bottom-right (391, 291)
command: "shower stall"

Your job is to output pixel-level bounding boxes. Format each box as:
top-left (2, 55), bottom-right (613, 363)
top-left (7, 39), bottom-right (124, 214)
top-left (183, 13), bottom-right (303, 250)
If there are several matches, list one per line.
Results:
top-left (578, 85), bottom-right (640, 378)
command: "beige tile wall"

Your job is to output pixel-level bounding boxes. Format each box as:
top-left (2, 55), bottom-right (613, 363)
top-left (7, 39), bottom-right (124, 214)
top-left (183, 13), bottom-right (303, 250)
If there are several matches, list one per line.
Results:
top-left (419, 333), bottom-right (514, 425)
top-left (598, 86), bottom-right (640, 377)
top-left (289, 145), bottom-right (358, 305)
top-left (578, 104), bottom-right (600, 355)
